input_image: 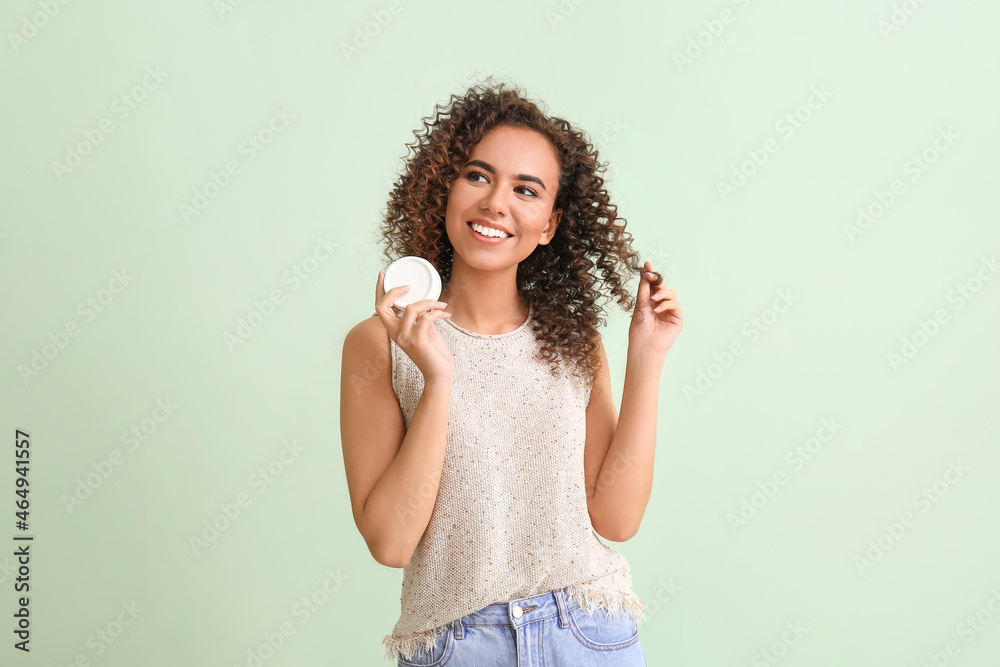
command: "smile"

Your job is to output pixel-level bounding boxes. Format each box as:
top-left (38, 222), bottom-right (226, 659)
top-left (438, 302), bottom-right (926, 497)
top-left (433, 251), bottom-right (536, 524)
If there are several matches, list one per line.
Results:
top-left (467, 221), bottom-right (513, 241)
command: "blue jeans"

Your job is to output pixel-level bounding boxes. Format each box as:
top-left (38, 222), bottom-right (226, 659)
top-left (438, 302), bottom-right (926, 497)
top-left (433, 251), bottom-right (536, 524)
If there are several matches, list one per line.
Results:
top-left (397, 586), bottom-right (647, 666)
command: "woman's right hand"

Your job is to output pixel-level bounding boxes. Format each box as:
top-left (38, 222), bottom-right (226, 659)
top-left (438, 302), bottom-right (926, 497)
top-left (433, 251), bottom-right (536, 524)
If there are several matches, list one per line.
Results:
top-left (374, 270), bottom-right (454, 385)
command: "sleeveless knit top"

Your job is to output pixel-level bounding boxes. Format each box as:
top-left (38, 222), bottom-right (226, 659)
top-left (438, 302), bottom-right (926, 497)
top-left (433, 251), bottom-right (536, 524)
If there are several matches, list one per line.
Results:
top-left (381, 309), bottom-right (646, 662)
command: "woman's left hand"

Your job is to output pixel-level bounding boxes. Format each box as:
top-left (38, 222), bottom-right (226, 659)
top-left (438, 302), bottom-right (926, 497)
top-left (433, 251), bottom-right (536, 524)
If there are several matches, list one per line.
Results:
top-left (628, 260), bottom-right (683, 358)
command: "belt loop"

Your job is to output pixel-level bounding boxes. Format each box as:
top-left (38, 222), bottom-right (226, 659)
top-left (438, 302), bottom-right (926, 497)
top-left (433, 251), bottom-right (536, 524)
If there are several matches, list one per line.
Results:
top-left (453, 618), bottom-right (464, 640)
top-left (554, 587), bottom-right (570, 629)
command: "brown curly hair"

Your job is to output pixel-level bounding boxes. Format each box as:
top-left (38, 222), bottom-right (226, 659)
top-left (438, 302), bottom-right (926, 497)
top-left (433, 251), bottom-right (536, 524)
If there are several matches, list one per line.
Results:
top-left (377, 76), bottom-right (645, 386)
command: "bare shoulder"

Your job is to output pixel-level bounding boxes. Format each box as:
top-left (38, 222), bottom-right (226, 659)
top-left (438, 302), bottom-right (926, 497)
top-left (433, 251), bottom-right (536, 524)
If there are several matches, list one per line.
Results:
top-left (340, 314), bottom-right (405, 542)
top-left (343, 315), bottom-right (390, 358)
top-left (341, 315), bottom-right (394, 391)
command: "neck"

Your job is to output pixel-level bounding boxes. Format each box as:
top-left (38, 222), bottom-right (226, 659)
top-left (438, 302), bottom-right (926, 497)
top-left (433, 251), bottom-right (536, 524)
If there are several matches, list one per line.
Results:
top-left (440, 261), bottom-right (528, 335)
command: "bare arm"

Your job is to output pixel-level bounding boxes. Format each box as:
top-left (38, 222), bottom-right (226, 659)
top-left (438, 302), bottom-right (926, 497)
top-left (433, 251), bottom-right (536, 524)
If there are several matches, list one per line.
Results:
top-left (340, 316), bottom-right (453, 568)
top-left (584, 266), bottom-right (682, 541)
top-left (584, 336), bottom-right (663, 541)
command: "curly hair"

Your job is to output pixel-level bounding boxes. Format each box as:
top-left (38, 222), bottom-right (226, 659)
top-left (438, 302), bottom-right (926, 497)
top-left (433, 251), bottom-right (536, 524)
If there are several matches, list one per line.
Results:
top-left (377, 76), bottom-right (645, 386)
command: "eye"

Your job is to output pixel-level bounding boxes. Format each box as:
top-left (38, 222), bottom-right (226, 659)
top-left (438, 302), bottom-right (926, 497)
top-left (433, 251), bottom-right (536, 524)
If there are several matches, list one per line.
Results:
top-left (465, 170), bottom-right (537, 197)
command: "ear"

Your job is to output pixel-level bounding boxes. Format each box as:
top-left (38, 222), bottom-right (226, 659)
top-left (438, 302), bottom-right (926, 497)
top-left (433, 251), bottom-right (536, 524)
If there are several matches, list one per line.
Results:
top-left (538, 208), bottom-right (563, 245)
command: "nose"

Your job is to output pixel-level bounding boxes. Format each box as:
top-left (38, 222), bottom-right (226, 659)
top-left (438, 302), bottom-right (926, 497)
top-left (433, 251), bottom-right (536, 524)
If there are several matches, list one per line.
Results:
top-left (481, 185), bottom-right (508, 216)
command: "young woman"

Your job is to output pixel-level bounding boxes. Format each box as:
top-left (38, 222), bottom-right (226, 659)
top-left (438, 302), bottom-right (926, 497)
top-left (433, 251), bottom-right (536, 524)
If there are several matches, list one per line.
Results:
top-left (341, 79), bottom-right (682, 666)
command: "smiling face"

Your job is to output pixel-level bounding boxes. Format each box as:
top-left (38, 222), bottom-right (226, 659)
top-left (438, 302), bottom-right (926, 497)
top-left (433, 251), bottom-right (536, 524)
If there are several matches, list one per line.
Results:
top-left (444, 124), bottom-right (563, 273)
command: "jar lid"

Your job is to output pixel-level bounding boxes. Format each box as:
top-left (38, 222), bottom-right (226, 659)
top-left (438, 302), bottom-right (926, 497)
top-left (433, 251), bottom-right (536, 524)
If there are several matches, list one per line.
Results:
top-left (383, 256), bottom-right (442, 308)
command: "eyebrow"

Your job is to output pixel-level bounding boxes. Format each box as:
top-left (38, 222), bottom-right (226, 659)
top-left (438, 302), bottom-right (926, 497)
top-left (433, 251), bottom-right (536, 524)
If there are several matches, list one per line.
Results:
top-left (463, 159), bottom-right (547, 191)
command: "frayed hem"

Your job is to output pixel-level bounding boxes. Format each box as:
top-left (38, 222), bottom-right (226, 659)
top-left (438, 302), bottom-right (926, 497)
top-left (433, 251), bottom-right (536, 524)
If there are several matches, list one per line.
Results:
top-left (382, 623), bottom-right (449, 663)
top-left (565, 584), bottom-right (646, 624)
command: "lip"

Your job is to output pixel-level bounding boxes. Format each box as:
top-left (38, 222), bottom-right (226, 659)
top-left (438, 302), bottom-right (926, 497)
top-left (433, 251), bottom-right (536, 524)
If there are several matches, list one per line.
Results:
top-left (468, 218), bottom-right (513, 237)
top-left (467, 221), bottom-right (510, 244)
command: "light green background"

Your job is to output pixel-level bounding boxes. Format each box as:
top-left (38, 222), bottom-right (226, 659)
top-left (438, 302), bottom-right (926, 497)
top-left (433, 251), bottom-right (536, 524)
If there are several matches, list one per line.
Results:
top-left (2, 1), bottom-right (999, 665)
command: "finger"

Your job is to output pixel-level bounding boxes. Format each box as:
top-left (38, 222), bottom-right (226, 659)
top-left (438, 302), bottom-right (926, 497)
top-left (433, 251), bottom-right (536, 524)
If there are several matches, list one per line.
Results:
top-left (399, 306), bottom-right (449, 348)
top-left (375, 293), bottom-right (402, 320)
top-left (374, 272), bottom-right (396, 318)
top-left (421, 309), bottom-right (452, 320)
top-left (649, 285), bottom-right (674, 305)
top-left (373, 305), bottom-right (398, 341)
top-left (398, 299), bottom-right (448, 332)
top-left (374, 296), bottom-right (402, 337)
top-left (644, 261), bottom-right (663, 287)
top-left (410, 307), bottom-right (452, 335)
top-left (374, 281), bottom-right (414, 331)
top-left (377, 284), bottom-right (412, 317)
top-left (636, 264), bottom-right (652, 309)
top-left (407, 297), bottom-right (448, 311)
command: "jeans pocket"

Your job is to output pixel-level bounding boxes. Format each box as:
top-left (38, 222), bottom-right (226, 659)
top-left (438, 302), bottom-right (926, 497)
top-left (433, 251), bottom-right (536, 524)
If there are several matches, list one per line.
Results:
top-left (397, 623), bottom-right (455, 667)
top-left (567, 604), bottom-right (640, 651)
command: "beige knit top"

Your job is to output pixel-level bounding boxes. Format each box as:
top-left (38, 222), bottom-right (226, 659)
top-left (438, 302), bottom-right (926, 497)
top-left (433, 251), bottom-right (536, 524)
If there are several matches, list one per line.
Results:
top-left (381, 309), bottom-right (646, 662)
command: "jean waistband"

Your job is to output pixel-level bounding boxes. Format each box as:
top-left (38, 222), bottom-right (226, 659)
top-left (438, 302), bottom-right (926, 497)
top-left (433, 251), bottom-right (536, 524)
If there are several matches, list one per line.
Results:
top-left (450, 586), bottom-right (580, 638)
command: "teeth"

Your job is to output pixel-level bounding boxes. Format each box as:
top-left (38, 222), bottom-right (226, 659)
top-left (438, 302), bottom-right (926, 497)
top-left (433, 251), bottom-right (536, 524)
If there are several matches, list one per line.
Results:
top-left (471, 222), bottom-right (509, 239)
